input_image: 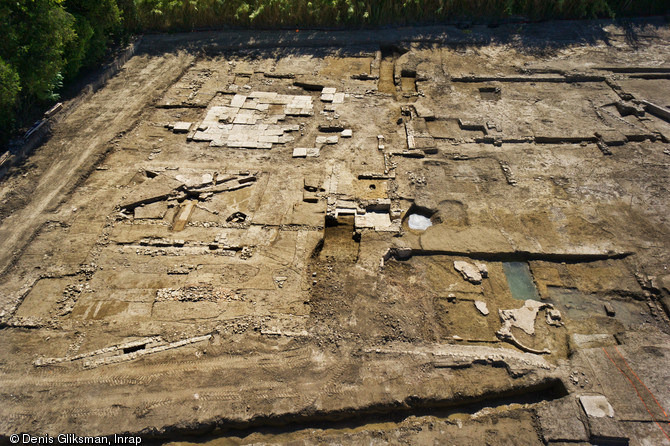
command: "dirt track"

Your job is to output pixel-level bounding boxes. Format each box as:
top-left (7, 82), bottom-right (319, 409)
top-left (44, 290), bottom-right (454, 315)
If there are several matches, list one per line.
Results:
top-left (0, 52), bottom-right (194, 278)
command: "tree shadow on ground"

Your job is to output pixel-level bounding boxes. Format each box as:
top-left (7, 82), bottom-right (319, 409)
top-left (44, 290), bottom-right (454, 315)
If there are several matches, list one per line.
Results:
top-left (135, 16), bottom-right (668, 60)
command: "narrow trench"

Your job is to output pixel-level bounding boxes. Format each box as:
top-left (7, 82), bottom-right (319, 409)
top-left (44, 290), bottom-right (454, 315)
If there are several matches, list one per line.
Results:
top-left (400, 68), bottom-right (417, 94)
top-left (154, 378), bottom-right (567, 445)
top-left (378, 46), bottom-right (400, 95)
top-left (396, 250), bottom-right (632, 263)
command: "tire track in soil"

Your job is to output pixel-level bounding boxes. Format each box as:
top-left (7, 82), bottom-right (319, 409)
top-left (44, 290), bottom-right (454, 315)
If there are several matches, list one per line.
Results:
top-left (0, 52), bottom-right (196, 286)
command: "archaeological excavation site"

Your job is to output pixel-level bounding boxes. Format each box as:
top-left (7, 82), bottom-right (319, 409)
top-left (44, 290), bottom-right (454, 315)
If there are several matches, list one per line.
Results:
top-left (1, 19), bottom-right (669, 446)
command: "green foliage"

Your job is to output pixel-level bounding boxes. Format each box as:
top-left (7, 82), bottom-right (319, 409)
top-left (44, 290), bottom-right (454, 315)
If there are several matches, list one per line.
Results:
top-left (0, 0), bottom-right (76, 101)
top-left (63, 15), bottom-right (95, 79)
top-left (0, 58), bottom-right (21, 145)
top-left (116, 0), bottom-right (140, 34)
top-left (131, 0), bottom-right (669, 30)
top-left (0, 0), bottom-right (123, 141)
top-left (62, 0), bottom-right (122, 76)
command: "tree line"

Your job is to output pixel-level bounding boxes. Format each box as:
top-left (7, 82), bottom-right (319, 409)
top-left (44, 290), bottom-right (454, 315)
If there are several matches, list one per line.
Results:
top-left (1, 0), bottom-right (668, 147)
top-left (0, 0), bottom-right (139, 146)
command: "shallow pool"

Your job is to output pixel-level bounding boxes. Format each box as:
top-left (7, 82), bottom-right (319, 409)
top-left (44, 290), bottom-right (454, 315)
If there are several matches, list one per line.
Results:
top-left (502, 261), bottom-right (540, 301)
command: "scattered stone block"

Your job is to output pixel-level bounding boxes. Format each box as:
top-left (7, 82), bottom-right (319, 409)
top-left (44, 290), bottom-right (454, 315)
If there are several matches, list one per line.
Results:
top-left (604, 303), bottom-right (616, 317)
top-left (341, 129), bottom-right (353, 138)
top-left (322, 87), bottom-right (337, 94)
top-left (474, 301), bottom-right (489, 316)
top-left (333, 93), bottom-right (345, 104)
top-left (454, 261), bottom-right (483, 284)
top-left (173, 122), bottom-right (192, 133)
top-left (292, 147), bottom-right (307, 158)
top-left (316, 135), bottom-right (339, 145)
top-left (321, 93), bottom-right (335, 102)
top-left (305, 147), bottom-right (321, 157)
top-left (546, 308), bottom-right (562, 326)
top-left (172, 201), bottom-right (195, 231)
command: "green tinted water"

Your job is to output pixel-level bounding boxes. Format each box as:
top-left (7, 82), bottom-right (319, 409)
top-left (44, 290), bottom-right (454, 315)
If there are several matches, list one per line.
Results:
top-left (502, 262), bottom-right (540, 301)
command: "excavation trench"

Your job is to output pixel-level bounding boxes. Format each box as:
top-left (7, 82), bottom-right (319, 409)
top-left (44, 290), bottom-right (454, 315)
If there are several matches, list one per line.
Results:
top-left (377, 45), bottom-right (407, 95)
top-left (387, 249), bottom-right (633, 263)
top-left (142, 377), bottom-right (567, 444)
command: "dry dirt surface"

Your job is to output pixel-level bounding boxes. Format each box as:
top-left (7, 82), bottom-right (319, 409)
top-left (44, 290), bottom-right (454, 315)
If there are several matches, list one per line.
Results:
top-left (1, 18), bottom-right (670, 445)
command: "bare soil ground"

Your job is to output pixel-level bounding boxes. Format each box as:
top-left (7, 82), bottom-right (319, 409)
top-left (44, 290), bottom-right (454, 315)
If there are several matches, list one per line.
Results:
top-left (1, 18), bottom-right (670, 445)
